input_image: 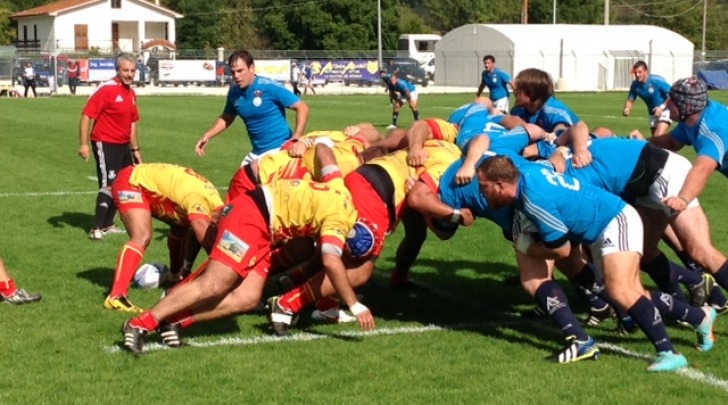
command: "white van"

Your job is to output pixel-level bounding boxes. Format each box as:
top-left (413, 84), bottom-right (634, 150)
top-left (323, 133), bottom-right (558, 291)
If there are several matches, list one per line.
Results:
top-left (397, 34), bottom-right (441, 80)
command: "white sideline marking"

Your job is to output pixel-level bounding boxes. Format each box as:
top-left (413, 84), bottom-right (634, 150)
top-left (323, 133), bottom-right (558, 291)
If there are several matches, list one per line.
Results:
top-left (106, 324), bottom-right (445, 353)
top-left (106, 302), bottom-right (728, 392)
top-left (598, 342), bottom-right (728, 393)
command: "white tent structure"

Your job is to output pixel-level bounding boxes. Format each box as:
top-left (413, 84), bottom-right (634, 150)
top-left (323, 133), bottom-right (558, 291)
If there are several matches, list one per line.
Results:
top-left (435, 24), bottom-right (694, 91)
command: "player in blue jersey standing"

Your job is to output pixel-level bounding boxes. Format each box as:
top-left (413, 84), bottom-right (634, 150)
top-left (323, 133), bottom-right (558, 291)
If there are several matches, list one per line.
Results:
top-left (195, 50), bottom-right (310, 166)
top-left (623, 61), bottom-right (672, 137)
top-left (476, 55), bottom-right (512, 114)
top-left (648, 77), bottom-right (728, 303)
top-left (385, 72), bottom-right (420, 130)
top-left (477, 156), bottom-right (715, 372)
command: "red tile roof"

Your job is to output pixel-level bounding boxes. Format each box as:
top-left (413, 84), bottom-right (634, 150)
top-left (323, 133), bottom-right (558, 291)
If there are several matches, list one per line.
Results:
top-left (11, 0), bottom-right (100, 18)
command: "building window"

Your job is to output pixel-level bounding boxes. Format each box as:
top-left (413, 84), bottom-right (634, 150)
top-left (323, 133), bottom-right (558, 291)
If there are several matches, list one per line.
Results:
top-left (33, 25), bottom-right (37, 40)
top-left (111, 0), bottom-right (121, 8)
top-left (23, 25), bottom-right (27, 40)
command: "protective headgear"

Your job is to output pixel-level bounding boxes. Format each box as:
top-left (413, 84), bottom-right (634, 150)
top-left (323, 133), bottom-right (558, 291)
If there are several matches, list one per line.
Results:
top-left (670, 77), bottom-right (708, 120)
top-left (345, 220), bottom-right (376, 258)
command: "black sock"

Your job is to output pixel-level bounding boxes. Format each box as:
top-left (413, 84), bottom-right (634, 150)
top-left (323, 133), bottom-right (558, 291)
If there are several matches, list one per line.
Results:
top-left (628, 295), bottom-right (674, 353)
top-left (93, 190), bottom-right (113, 229)
top-left (535, 280), bottom-right (588, 341)
top-left (392, 112), bottom-right (399, 126)
top-left (649, 291), bottom-right (704, 326)
top-left (712, 261), bottom-right (728, 291)
top-left (413, 110), bottom-right (420, 121)
top-left (642, 252), bottom-right (685, 301)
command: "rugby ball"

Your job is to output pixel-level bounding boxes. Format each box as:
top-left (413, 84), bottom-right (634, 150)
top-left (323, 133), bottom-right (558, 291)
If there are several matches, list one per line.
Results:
top-left (133, 263), bottom-right (170, 289)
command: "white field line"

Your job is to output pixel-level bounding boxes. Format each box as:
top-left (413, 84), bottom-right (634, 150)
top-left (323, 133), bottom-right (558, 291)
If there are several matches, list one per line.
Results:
top-left (104, 316), bottom-right (728, 394)
top-left (105, 324), bottom-right (445, 354)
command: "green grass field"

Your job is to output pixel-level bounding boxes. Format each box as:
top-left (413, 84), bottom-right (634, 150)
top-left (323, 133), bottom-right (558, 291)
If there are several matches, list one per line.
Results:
top-left (2, 92), bottom-right (728, 403)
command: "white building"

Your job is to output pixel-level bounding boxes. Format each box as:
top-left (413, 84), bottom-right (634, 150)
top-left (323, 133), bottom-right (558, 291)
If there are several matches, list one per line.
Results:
top-left (435, 24), bottom-right (694, 91)
top-left (11, 0), bottom-right (182, 54)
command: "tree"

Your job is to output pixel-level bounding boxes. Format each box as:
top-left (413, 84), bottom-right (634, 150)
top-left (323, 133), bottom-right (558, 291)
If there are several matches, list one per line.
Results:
top-left (0, 6), bottom-right (16, 45)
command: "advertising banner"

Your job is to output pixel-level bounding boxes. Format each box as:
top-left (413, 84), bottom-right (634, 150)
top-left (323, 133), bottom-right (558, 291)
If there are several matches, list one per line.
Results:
top-left (158, 59), bottom-right (217, 82)
top-left (254, 59), bottom-right (291, 82)
top-left (87, 58), bottom-right (116, 82)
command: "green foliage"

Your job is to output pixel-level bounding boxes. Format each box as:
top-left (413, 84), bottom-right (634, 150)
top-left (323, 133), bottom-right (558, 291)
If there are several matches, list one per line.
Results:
top-left (0, 6), bottom-right (15, 45)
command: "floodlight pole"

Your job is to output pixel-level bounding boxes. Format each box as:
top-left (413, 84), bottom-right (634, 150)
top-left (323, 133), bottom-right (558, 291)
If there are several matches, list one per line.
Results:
top-left (552, 0), bottom-right (556, 24)
top-left (701, 0), bottom-right (707, 62)
top-left (604, 0), bottom-right (610, 25)
top-left (377, 0), bottom-right (383, 71)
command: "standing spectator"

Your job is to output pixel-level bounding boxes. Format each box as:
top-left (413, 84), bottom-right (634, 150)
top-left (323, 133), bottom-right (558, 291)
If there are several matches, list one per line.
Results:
top-left (290, 62), bottom-right (301, 96)
top-left (623, 61), bottom-right (672, 137)
top-left (22, 62), bottom-right (36, 98)
top-left (0, 254), bottom-right (41, 305)
top-left (146, 55), bottom-right (158, 86)
top-left (385, 72), bottom-right (420, 130)
top-left (195, 50), bottom-right (309, 166)
top-left (78, 52), bottom-right (141, 240)
top-left (67, 60), bottom-right (79, 95)
top-left (302, 62), bottom-right (316, 96)
top-left (476, 55), bottom-right (513, 114)
top-left (136, 56), bottom-right (146, 88)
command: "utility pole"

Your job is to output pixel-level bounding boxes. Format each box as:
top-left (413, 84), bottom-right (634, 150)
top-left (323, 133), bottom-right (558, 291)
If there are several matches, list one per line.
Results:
top-left (604, 0), bottom-right (610, 25)
top-left (521, 0), bottom-right (529, 24)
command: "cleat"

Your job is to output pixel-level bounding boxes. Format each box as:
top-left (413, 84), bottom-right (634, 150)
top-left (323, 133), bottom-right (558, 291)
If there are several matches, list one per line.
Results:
top-left (386, 124), bottom-right (397, 130)
top-left (267, 296), bottom-right (293, 337)
top-left (311, 308), bottom-right (357, 324)
top-left (547, 336), bottom-right (599, 364)
top-left (586, 304), bottom-right (615, 326)
top-left (521, 306), bottom-right (548, 319)
top-left (88, 228), bottom-right (104, 240)
top-left (695, 306), bottom-right (717, 352)
top-left (104, 295), bottom-right (144, 313)
top-left (688, 274), bottom-right (711, 308)
top-left (121, 320), bottom-right (147, 355)
top-left (617, 316), bottom-right (639, 335)
top-left (2, 288), bottom-right (42, 305)
top-left (101, 225), bottom-right (126, 236)
top-left (157, 322), bottom-right (184, 348)
top-left (647, 351), bottom-right (688, 372)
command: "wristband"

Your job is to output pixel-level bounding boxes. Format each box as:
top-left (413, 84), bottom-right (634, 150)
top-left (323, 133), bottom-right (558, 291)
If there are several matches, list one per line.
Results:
top-left (450, 209), bottom-right (461, 224)
top-left (350, 302), bottom-right (368, 316)
top-left (313, 136), bottom-right (335, 148)
top-left (131, 148), bottom-right (140, 152)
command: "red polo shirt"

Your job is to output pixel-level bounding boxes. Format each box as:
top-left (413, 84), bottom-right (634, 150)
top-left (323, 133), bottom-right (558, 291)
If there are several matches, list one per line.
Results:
top-left (82, 77), bottom-right (139, 144)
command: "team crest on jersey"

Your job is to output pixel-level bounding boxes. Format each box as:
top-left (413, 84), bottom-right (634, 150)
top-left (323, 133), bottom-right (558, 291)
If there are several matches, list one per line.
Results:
top-left (115, 95), bottom-right (124, 103)
top-left (216, 230), bottom-right (248, 263)
top-left (253, 90), bottom-right (263, 107)
top-left (117, 191), bottom-right (142, 204)
top-left (492, 77), bottom-right (497, 83)
top-left (109, 170), bottom-right (117, 180)
top-left (648, 85), bottom-right (654, 93)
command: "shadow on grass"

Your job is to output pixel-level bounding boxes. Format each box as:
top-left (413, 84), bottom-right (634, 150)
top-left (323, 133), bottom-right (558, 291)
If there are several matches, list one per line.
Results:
top-left (77, 267), bottom-right (115, 294)
top-left (48, 211), bottom-right (95, 232)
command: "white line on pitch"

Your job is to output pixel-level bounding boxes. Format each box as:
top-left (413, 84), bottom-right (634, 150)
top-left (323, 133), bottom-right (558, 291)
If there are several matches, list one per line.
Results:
top-left (105, 324), bottom-right (445, 353)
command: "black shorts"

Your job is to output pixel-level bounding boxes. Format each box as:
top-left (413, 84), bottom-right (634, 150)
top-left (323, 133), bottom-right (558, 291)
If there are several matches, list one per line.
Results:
top-left (92, 141), bottom-right (133, 189)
